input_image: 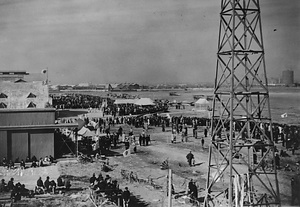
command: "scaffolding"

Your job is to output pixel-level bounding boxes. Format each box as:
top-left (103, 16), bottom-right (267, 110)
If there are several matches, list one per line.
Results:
top-left (204, 0), bottom-right (280, 206)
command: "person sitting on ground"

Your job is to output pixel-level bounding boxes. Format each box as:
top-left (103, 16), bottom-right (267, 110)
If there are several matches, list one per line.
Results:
top-left (97, 173), bottom-right (103, 181)
top-left (25, 156), bottom-right (30, 163)
top-left (104, 175), bottom-right (111, 183)
top-left (49, 155), bottom-right (54, 163)
top-left (36, 177), bottom-right (44, 194)
top-left (20, 159), bottom-right (26, 169)
top-left (96, 177), bottom-right (106, 192)
top-left (8, 160), bottom-right (14, 169)
top-left (44, 156), bottom-right (51, 165)
top-left (31, 156), bottom-right (37, 162)
top-left (31, 160), bottom-right (37, 168)
top-left (20, 184), bottom-right (30, 197)
top-left (49, 180), bottom-right (56, 194)
top-left (10, 185), bottom-right (21, 202)
top-left (44, 176), bottom-right (50, 193)
top-left (57, 176), bottom-right (64, 187)
top-left (0, 179), bottom-right (8, 192)
top-left (122, 187), bottom-right (130, 207)
top-left (2, 157), bottom-right (7, 167)
top-left (64, 178), bottom-right (71, 191)
top-left (7, 178), bottom-right (14, 191)
top-left (90, 173), bottom-right (96, 186)
top-left (38, 158), bottom-right (44, 167)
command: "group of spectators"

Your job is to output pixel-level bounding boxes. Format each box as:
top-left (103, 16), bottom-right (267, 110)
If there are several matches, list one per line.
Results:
top-left (51, 93), bottom-right (169, 117)
top-left (1, 155), bottom-right (54, 170)
top-left (51, 94), bottom-right (104, 109)
top-left (103, 102), bottom-right (168, 117)
top-left (35, 176), bottom-right (71, 194)
top-left (0, 178), bottom-right (33, 201)
top-left (89, 172), bottom-right (130, 206)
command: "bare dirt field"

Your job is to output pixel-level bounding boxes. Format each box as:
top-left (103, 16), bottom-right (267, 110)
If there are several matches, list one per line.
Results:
top-left (1, 109), bottom-right (299, 207)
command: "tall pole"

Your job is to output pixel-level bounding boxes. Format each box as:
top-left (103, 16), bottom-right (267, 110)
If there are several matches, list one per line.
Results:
top-left (204, 0), bottom-right (280, 206)
top-left (75, 128), bottom-right (78, 157)
top-left (46, 67), bottom-right (49, 85)
top-left (168, 169), bottom-right (172, 207)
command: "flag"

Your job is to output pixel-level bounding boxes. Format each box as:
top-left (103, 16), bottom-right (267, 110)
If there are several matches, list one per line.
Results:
top-left (281, 113), bottom-right (288, 118)
top-left (41, 69), bottom-right (47, 74)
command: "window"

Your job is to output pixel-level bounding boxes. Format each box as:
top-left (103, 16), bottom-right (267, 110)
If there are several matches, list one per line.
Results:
top-left (27, 102), bottom-right (36, 108)
top-left (27, 93), bottom-right (37, 98)
top-left (0, 102), bottom-right (7, 108)
top-left (0, 93), bottom-right (8, 98)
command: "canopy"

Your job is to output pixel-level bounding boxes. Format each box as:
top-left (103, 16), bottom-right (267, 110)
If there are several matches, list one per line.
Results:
top-left (195, 98), bottom-right (209, 105)
top-left (114, 99), bottom-right (136, 105)
top-left (195, 98), bottom-right (210, 111)
top-left (78, 126), bottom-right (96, 137)
top-left (134, 98), bottom-right (155, 106)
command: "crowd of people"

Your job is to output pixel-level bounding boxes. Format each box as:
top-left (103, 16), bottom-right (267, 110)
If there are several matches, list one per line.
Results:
top-left (35, 176), bottom-right (71, 195)
top-left (51, 94), bottom-right (104, 109)
top-left (89, 172), bottom-right (130, 206)
top-left (51, 93), bottom-right (169, 117)
top-left (0, 178), bottom-right (34, 201)
top-left (0, 175), bottom-right (72, 202)
top-left (1, 155), bottom-right (54, 169)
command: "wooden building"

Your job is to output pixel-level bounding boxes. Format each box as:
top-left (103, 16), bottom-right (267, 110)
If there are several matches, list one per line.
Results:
top-left (0, 108), bottom-right (77, 162)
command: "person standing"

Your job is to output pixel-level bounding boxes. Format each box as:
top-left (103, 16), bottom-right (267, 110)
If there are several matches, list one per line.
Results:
top-left (201, 137), bottom-right (205, 149)
top-left (186, 151), bottom-right (195, 167)
top-left (44, 176), bottom-right (50, 193)
top-left (204, 127), bottom-right (208, 138)
top-left (162, 120), bottom-right (166, 132)
top-left (122, 187), bottom-right (130, 207)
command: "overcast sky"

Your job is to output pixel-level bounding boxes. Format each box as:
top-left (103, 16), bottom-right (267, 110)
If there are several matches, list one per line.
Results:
top-left (0, 0), bottom-right (299, 84)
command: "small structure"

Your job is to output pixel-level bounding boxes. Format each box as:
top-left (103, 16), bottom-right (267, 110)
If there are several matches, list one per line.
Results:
top-left (194, 98), bottom-right (210, 111)
top-left (114, 99), bottom-right (136, 105)
top-left (134, 98), bottom-right (155, 106)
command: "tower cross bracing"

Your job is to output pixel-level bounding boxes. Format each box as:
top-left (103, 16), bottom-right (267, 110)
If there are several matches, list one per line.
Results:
top-left (204, 0), bottom-right (281, 206)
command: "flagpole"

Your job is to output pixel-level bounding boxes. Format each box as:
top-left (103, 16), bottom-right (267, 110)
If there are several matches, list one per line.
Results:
top-left (46, 67), bottom-right (48, 84)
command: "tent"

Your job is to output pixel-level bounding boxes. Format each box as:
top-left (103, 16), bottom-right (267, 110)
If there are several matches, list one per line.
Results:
top-left (78, 126), bottom-right (96, 138)
top-left (114, 99), bottom-right (136, 105)
top-left (134, 98), bottom-right (155, 106)
top-left (195, 98), bottom-right (210, 111)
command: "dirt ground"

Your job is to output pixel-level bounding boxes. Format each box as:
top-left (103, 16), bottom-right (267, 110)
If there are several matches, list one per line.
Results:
top-left (1, 109), bottom-right (299, 207)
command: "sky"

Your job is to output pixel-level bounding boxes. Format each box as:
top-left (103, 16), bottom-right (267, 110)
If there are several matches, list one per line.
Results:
top-left (0, 0), bottom-right (299, 84)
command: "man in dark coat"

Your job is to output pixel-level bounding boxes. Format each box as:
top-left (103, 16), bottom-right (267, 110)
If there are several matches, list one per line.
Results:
top-left (7, 178), bottom-right (14, 191)
top-left (90, 173), bottom-right (96, 186)
top-left (122, 187), bottom-right (130, 207)
top-left (186, 151), bottom-right (195, 167)
top-left (44, 176), bottom-right (50, 193)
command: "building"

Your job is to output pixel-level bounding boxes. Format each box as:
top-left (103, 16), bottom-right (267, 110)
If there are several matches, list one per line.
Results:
top-left (0, 109), bottom-right (77, 161)
top-left (0, 81), bottom-right (50, 109)
top-left (0, 71), bottom-right (77, 161)
top-left (282, 70), bottom-right (294, 86)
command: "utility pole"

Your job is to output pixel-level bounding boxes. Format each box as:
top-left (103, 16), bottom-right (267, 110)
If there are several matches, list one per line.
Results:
top-left (168, 169), bottom-right (172, 207)
top-left (204, 0), bottom-right (280, 206)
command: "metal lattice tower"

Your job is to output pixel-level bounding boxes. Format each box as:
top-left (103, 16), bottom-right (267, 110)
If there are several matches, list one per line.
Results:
top-left (204, 0), bottom-right (280, 206)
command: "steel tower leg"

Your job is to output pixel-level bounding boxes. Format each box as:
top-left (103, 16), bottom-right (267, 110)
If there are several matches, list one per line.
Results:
top-left (204, 0), bottom-right (281, 206)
